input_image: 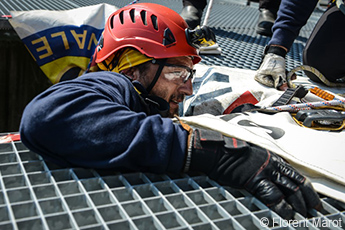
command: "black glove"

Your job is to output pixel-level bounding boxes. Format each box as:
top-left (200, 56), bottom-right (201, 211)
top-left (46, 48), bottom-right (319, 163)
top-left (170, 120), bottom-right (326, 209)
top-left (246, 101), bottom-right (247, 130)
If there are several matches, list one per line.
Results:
top-left (186, 128), bottom-right (322, 220)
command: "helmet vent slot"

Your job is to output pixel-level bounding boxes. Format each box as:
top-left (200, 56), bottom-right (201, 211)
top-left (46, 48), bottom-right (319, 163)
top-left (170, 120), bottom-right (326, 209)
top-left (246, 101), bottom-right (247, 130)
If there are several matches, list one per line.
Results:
top-left (151, 15), bottom-right (158, 30)
top-left (119, 11), bottom-right (124, 24)
top-left (163, 28), bottom-right (176, 46)
top-left (110, 15), bottom-right (115, 28)
top-left (140, 10), bottom-right (147, 25)
top-left (130, 9), bottom-right (136, 23)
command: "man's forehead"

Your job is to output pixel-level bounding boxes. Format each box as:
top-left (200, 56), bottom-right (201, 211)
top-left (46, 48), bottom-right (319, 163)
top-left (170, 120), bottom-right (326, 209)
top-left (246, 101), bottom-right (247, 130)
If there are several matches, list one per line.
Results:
top-left (166, 56), bottom-right (193, 67)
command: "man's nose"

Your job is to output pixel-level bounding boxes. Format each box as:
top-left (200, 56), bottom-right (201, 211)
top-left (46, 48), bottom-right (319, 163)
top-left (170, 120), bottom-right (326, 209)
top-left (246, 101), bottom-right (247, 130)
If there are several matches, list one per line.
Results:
top-left (179, 78), bottom-right (193, 96)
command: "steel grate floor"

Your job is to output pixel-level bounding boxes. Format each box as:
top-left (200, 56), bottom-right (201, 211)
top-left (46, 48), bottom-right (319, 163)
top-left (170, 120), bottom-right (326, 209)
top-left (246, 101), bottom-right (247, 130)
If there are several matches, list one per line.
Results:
top-left (1, 135), bottom-right (345, 230)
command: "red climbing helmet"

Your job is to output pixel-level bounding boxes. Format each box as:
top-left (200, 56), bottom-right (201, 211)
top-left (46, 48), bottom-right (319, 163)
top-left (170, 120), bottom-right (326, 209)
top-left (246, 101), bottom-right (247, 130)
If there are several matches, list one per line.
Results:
top-left (95, 3), bottom-right (201, 64)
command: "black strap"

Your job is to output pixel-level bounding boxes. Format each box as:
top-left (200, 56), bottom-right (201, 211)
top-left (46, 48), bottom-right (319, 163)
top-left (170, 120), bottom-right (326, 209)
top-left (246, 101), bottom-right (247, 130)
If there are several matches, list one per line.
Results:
top-left (271, 85), bottom-right (308, 107)
top-left (146, 59), bottom-right (166, 93)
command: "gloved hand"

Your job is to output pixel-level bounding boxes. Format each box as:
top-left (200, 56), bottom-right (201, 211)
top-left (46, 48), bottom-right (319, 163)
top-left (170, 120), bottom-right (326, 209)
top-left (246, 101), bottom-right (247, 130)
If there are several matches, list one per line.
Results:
top-left (186, 128), bottom-right (322, 220)
top-left (255, 45), bottom-right (289, 90)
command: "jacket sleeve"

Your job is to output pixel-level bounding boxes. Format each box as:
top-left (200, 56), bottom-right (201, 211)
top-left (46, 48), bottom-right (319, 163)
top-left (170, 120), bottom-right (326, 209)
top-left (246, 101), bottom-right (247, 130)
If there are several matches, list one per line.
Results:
top-left (269, 0), bottom-right (318, 50)
top-left (19, 72), bottom-right (188, 174)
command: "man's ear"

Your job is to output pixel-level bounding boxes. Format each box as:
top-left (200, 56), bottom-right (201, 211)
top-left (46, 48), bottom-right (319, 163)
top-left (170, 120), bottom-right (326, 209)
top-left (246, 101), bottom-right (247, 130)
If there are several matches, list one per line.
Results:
top-left (121, 67), bottom-right (140, 80)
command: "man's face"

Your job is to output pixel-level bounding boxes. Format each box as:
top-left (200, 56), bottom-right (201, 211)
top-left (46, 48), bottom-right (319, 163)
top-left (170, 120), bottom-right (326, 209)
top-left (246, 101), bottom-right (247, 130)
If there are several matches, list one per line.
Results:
top-left (149, 56), bottom-right (194, 117)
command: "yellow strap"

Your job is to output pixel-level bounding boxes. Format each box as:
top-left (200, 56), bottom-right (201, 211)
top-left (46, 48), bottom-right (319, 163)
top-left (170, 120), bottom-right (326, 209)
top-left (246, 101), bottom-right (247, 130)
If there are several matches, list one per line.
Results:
top-left (291, 106), bottom-right (345, 131)
top-left (133, 86), bottom-right (142, 95)
top-left (287, 65), bottom-right (345, 88)
top-left (292, 115), bottom-right (345, 131)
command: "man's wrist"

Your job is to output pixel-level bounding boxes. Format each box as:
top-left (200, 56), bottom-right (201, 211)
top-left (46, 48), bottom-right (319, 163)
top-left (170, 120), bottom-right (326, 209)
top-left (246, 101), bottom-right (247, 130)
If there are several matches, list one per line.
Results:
top-left (266, 45), bottom-right (288, 57)
top-left (188, 129), bottom-right (222, 174)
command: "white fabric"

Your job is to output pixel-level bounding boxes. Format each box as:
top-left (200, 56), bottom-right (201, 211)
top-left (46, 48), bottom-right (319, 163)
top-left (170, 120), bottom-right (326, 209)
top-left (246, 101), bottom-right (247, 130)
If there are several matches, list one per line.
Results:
top-left (10, 4), bottom-right (118, 38)
top-left (180, 64), bottom-right (345, 203)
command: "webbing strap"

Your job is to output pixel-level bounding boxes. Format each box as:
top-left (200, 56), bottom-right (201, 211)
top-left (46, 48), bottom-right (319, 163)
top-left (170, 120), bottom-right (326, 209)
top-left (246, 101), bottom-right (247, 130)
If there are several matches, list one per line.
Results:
top-left (336, 0), bottom-right (345, 15)
top-left (146, 59), bottom-right (167, 93)
top-left (287, 65), bottom-right (345, 88)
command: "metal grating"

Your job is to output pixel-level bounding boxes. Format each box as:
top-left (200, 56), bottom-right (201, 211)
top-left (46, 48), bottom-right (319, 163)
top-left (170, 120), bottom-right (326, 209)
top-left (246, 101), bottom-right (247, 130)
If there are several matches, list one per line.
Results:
top-left (1, 135), bottom-right (345, 230)
top-left (199, 27), bottom-right (310, 71)
top-left (0, 0), bottom-right (184, 16)
top-left (196, 0), bottom-right (324, 72)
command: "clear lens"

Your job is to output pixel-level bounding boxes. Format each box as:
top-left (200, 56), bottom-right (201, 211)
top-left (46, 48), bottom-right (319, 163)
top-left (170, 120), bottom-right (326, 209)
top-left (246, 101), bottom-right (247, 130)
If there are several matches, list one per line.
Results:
top-left (163, 65), bottom-right (194, 84)
top-left (151, 60), bottom-right (195, 84)
top-left (163, 67), bottom-right (190, 83)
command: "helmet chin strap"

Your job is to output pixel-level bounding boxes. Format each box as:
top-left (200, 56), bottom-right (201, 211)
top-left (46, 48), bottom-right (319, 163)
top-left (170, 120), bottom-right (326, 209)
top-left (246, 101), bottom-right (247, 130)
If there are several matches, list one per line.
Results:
top-left (146, 59), bottom-right (167, 93)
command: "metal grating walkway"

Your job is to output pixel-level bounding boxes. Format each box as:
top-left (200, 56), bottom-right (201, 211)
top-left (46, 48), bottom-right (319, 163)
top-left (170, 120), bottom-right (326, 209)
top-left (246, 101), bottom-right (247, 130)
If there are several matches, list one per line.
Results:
top-left (0, 137), bottom-right (345, 229)
top-left (1, 0), bottom-right (343, 229)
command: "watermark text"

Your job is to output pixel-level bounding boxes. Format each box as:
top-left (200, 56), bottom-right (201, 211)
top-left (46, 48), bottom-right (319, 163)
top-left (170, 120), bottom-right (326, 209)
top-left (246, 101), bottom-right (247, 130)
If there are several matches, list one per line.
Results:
top-left (259, 217), bottom-right (343, 228)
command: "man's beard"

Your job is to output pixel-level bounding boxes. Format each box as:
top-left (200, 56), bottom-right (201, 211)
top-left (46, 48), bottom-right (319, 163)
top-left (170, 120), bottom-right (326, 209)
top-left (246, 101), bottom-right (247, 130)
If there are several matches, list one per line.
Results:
top-left (168, 94), bottom-right (185, 118)
top-left (151, 86), bottom-right (185, 118)
top-left (168, 105), bottom-right (179, 118)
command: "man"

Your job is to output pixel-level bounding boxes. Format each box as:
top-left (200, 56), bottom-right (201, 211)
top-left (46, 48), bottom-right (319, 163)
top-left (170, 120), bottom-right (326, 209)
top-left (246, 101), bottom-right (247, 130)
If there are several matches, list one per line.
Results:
top-left (180, 0), bottom-right (281, 36)
top-left (20, 3), bottom-right (321, 220)
top-left (255, 0), bottom-right (345, 90)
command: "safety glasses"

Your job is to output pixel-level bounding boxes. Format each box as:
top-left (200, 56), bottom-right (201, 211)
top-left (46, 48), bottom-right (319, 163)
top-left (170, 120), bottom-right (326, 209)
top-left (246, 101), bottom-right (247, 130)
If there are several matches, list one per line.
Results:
top-left (151, 60), bottom-right (195, 84)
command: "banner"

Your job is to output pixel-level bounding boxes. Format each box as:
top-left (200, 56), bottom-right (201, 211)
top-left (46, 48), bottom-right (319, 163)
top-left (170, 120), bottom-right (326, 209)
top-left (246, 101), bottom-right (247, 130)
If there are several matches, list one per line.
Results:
top-left (180, 64), bottom-right (345, 202)
top-left (9, 4), bottom-right (118, 83)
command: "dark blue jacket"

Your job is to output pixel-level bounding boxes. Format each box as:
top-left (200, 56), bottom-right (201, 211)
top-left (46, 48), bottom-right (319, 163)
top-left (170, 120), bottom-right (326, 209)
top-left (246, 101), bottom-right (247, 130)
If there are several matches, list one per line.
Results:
top-left (20, 71), bottom-right (188, 173)
top-left (269, 0), bottom-right (319, 50)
